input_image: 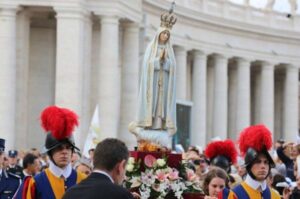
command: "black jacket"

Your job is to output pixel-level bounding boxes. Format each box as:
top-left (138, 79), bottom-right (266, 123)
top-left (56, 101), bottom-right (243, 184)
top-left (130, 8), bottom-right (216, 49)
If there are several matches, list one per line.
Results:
top-left (62, 172), bottom-right (134, 199)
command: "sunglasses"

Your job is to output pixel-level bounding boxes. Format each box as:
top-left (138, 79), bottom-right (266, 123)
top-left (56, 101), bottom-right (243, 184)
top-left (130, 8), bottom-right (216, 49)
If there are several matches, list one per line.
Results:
top-left (191, 159), bottom-right (206, 165)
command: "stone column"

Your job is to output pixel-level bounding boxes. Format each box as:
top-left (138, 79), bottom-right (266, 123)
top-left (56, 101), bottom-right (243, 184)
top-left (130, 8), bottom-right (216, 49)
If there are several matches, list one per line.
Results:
top-left (15, 10), bottom-right (31, 149)
top-left (191, 50), bottom-right (207, 147)
top-left (283, 65), bottom-right (299, 141)
top-left (80, 14), bottom-right (92, 148)
top-left (54, 8), bottom-right (87, 146)
top-left (98, 16), bottom-right (120, 139)
top-left (213, 54), bottom-right (228, 139)
top-left (260, 62), bottom-right (275, 133)
top-left (119, 22), bottom-right (139, 149)
top-left (236, 58), bottom-right (251, 133)
top-left (174, 46), bottom-right (187, 100)
top-left (0, 5), bottom-right (18, 149)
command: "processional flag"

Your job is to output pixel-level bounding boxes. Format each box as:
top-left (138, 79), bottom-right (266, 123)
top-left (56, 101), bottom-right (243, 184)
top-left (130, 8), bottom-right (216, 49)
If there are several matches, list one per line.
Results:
top-left (83, 105), bottom-right (101, 158)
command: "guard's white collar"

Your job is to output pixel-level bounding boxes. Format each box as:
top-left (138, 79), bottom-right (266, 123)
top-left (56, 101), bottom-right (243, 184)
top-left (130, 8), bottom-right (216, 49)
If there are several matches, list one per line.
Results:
top-left (49, 160), bottom-right (72, 179)
top-left (245, 174), bottom-right (267, 191)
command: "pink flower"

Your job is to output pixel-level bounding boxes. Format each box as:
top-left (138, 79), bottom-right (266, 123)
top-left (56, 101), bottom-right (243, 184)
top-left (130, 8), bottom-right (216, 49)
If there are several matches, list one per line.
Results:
top-left (186, 169), bottom-right (198, 182)
top-left (168, 169), bottom-right (179, 180)
top-left (144, 155), bottom-right (156, 168)
top-left (156, 170), bottom-right (167, 181)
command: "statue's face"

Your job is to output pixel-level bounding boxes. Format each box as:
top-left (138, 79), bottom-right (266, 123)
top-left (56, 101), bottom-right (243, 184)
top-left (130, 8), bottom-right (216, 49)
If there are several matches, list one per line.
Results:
top-left (159, 30), bottom-right (170, 44)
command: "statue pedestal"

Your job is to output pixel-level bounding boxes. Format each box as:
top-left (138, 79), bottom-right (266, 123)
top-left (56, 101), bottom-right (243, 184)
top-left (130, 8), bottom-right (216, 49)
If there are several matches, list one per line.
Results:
top-left (182, 193), bottom-right (205, 199)
top-left (130, 150), bottom-right (182, 169)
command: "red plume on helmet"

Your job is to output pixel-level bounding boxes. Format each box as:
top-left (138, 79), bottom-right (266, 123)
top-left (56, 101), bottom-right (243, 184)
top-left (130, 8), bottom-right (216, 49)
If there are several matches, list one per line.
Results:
top-left (238, 124), bottom-right (272, 157)
top-left (205, 139), bottom-right (238, 164)
top-left (40, 106), bottom-right (79, 140)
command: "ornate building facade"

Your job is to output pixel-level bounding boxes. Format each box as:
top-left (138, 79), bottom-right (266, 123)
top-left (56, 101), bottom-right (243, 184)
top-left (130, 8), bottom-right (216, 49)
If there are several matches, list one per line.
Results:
top-left (1, 0), bottom-right (299, 150)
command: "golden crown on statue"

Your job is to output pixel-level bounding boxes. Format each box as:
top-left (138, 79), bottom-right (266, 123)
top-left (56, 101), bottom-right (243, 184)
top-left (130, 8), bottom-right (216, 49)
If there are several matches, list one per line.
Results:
top-left (160, 1), bottom-right (177, 29)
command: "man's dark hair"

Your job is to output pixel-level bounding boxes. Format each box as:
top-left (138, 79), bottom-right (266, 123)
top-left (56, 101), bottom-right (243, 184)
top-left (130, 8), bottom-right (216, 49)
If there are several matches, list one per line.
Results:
top-left (23, 153), bottom-right (38, 169)
top-left (94, 138), bottom-right (129, 171)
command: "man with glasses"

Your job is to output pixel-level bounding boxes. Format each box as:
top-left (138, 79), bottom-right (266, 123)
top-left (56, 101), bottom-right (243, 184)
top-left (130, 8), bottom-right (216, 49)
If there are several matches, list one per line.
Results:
top-left (0, 138), bottom-right (21, 198)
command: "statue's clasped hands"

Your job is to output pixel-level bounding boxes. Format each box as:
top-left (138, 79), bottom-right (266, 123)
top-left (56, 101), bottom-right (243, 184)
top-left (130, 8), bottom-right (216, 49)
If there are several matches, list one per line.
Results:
top-left (160, 49), bottom-right (167, 61)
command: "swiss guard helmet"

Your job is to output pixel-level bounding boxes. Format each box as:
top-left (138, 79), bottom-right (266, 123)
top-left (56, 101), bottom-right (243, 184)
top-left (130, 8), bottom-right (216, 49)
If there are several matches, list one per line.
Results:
top-left (205, 139), bottom-right (238, 173)
top-left (40, 106), bottom-right (79, 156)
top-left (238, 124), bottom-right (275, 180)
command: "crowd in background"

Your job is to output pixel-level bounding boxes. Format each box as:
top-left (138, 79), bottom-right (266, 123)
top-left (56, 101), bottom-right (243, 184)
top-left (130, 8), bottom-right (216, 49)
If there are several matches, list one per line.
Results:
top-left (181, 139), bottom-right (300, 198)
top-left (1, 137), bottom-right (300, 198)
top-left (1, 147), bottom-right (94, 179)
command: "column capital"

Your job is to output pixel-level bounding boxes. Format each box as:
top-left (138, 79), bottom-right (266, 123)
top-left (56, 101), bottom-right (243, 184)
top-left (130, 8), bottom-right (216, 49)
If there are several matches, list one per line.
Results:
top-left (258, 60), bottom-right (276, 68)
top-left (193, 50), bottom-right (207, 58)
top-left (235, 57), bottom-right (252, 64)
top-left (283, 64), bottom-right (299, 71)
top-left (54, 6), bottom-right (90, 19)
top-left (100, 15), bottom-right (119, 25)
top-left (212, 53), bottom-right (229, 60)
top-left (122, 22), bottom-right (139, 32)
top-left (0, 4), bottom-right (20, 17)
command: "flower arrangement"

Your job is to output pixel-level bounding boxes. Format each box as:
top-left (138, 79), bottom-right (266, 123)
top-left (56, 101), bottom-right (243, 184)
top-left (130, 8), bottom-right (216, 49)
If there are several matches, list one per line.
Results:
top-left (124, 155), bottom-right (204, 199)
top-left (179, 160), bottom-right (204, 194)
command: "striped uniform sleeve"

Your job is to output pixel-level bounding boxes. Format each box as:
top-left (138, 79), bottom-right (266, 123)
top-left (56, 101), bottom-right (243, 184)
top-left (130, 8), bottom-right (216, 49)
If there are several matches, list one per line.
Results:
top-left (218, 188), bottom-right (238, 199)
top-left (26, 177), bottom-right (37, 199)
top-left (76, 171), bottom-right (87, 184)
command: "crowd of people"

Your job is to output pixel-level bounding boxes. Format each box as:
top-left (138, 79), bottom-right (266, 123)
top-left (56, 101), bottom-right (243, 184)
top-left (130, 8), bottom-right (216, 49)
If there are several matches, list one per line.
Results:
top-left (1, 106), bottom-right (300, 199)
top-left (182, 125), bottom-right (300, 199)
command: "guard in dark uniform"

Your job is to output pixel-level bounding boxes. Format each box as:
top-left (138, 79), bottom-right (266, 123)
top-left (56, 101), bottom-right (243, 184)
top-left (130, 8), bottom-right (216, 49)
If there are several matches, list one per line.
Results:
top-left (0, 138), bottom-right (21, 199)
top-left (6, 150), bottom-right (23, 179)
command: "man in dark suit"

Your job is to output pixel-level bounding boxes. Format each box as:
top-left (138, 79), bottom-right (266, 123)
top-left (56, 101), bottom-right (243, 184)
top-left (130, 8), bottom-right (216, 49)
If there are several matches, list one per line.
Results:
top-left (63, 138), bottom-right (135, 199)
top-left (0, 138), bottom-right (22, 199)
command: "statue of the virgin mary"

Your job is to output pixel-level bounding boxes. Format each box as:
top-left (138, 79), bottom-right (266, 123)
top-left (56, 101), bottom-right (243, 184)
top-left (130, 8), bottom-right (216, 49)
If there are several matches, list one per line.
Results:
top-left (129, 3), bottom-right (177, 150)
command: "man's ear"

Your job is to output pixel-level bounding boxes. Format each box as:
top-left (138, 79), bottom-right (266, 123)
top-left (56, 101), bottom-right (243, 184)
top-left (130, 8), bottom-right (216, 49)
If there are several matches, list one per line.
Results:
top-left (117, 159), bottom-right (126, 174)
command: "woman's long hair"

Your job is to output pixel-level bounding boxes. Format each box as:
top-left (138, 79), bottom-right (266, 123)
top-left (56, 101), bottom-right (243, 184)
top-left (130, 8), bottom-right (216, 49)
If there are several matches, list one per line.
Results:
top-left (202, 167), bottom-right (229, 196)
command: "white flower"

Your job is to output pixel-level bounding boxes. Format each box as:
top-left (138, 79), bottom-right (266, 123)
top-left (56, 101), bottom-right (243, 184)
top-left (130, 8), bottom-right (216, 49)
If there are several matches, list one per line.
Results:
top-left (128, 157), bottom-right (135, 164)
top-left (140, 185), bottom-right (151, 199)
top-left (130, 176), bottom-right (141, 188)
top-left (126, 164), bottom-right (134, 172)
top-left (156, 158), bottom-right (166, 167)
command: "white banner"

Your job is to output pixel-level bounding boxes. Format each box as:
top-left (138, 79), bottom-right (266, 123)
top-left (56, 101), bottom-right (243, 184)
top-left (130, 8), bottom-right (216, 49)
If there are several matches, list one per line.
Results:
top-left (83, 105), bottom-right (101, 158)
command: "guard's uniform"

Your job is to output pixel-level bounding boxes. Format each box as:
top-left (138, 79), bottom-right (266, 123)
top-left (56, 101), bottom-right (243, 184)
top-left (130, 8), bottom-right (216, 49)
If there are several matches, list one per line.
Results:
top-left (218, 125), bottom-right (281, 199)
top-left (15, 106), bottom-right (86, 199)
top-left (25, 168), bottom-right (85, 199)
top-left (0, 170), bottom-right (21, 199)
top-left (7, 165), bottom-right (23, 179)
top-left (7, 150), bottom-right (24, 179)
top-left (219, 181), bottom-right (280, 199)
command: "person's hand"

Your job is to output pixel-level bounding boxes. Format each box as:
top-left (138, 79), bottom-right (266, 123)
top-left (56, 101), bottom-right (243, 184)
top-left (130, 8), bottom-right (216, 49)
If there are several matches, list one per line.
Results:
top-left (131, 192), bottom-right (141, 199)
top-left (282, 187), bottom-right (292, 199)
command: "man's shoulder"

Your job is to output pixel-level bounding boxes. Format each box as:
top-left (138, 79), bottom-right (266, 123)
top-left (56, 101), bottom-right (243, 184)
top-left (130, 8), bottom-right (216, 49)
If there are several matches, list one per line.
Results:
top-left (33, 169), bottom-right (47, 179)
top-left (7, 171), bottom-right (21, 180)
top-left (64, 175), bottom-right (133, 199)
top-left (95, 183), bottom-right (133, 199)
